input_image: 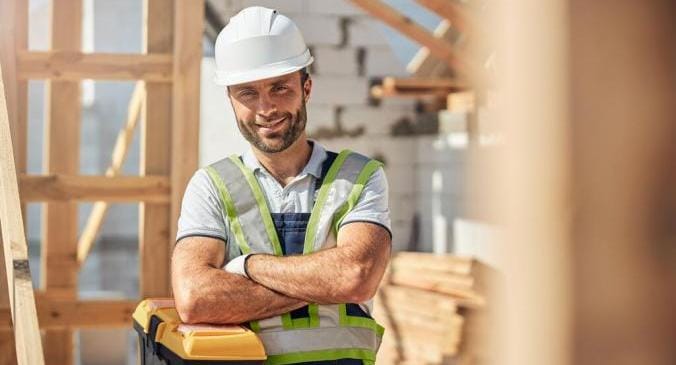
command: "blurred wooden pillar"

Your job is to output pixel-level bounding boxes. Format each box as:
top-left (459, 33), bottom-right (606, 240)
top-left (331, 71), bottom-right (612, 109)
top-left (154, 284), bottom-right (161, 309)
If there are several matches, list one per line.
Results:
top-left (569, 1), bottom-right (676, 364)
top-left (140, 0), bottom-right (174, 298)
top-left (492, 0), bottom-right (676, 364)
top-left (141, 0), bottom-right (202, 298)
top-left (42, 0), bottom-right (82, 363)
top-left (492, 0), bottom-right (572, 364)
top-left (170, 0), bottom-right (203, 250)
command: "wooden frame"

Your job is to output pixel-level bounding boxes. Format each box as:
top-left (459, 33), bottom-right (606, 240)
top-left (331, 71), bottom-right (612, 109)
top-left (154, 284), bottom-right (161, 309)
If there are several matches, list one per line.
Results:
top-left (349, 0), bottom-right (470, 76)
top-left (0, 0), bottom-right (204, 362)
top-left (17, 51), bottom-right (173, 82)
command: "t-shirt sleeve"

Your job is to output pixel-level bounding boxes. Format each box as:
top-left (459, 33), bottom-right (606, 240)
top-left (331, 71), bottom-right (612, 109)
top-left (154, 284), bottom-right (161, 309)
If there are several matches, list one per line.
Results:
top-left (176, 169), bottom-right (227, 243)
top-left (338, 167), bottom-right (392, 237)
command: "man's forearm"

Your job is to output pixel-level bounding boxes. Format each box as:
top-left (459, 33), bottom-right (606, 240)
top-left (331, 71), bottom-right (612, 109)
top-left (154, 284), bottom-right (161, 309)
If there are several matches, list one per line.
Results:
top-left (174, 264), bottom-right (306, 324)
top-left (245, 224), bottom-right (391, 304)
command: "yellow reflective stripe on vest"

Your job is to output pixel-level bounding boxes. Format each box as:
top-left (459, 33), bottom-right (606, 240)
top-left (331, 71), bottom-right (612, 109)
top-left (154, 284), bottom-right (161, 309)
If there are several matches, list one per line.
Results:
top-left (303, 149), bottom-right (352, 254)
top-left (338, 304), bottom-right (385, 337)
top-left (228, 155), bottom-right (284, 256)
top-left (204, 166), bottom-right (252, 255)
top-left (227, 155), bottom-right (297, 330)
top-left (331, 159), bottom-right (384, 233)
top-left (266, 348), bottom-right (376, 365)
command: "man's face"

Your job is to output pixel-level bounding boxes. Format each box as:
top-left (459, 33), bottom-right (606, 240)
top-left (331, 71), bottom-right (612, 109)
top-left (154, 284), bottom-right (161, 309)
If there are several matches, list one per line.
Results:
top-left (228, 71), bottom-right (312, 154)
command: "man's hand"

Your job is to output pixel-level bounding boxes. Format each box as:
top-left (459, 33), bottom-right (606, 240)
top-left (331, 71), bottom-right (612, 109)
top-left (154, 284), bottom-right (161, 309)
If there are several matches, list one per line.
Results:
top-left (244, 222), bottom-right (391, 304)
top-left (171, 236), bottom-right (306, 324)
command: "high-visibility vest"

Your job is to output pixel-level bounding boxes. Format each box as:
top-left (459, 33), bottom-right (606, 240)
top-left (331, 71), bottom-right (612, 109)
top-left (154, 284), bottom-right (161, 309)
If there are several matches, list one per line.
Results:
top-left (205, 149), bottom-right (385, 365)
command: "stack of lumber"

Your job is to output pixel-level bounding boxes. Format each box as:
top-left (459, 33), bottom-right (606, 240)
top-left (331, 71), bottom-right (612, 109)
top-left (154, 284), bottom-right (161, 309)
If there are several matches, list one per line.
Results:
top-left (373, 252), bottom-right (496, 365)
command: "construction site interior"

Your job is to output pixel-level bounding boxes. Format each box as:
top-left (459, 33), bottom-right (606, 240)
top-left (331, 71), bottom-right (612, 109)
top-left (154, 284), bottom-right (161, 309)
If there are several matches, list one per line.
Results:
top-left (1, 0), bottom-right (674, 364)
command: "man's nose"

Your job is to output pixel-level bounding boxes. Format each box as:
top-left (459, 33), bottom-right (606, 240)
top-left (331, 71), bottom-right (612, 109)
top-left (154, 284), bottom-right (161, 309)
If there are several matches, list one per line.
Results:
top-left (256, 93), bottom-right (277, 118)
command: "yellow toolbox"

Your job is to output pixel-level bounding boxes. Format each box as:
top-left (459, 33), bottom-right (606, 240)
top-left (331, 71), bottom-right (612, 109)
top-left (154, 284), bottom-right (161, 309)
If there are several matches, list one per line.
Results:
top-left (132, 299), bottom-right (266, 364)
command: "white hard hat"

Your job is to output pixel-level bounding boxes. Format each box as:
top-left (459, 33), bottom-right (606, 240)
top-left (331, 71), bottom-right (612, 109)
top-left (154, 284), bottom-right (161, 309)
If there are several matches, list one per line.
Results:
top-left (214, 6), bottom-right (314, 86)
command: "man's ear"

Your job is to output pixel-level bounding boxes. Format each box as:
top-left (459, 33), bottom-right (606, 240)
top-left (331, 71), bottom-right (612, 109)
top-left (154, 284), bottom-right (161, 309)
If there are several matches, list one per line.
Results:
top-left (303, 77), bottom-right (312, 103)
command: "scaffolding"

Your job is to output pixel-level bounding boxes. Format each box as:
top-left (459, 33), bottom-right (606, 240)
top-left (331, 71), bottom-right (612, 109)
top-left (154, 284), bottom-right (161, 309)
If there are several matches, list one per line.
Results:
top-left (0, 0), bottom-right (204, 363)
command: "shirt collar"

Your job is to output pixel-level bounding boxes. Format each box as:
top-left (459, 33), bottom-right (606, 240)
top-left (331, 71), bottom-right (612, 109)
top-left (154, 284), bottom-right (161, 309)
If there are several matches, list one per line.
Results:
top-left (241, 140), bottom-right (326, 179)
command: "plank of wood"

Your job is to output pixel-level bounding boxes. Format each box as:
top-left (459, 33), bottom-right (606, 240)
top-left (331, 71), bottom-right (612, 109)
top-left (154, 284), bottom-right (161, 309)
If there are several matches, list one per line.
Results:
top-left (407, 20), bottom-right (456, 78)
top-left (371, 85), bottom-right (448, 99)
top-left (17, 51), bottom-right (173, 82)
top-left (414, 0), bottom-right (474, 34)
top-left (447, 91), bottom-right (475, 112)
top-left (383, 77), bottom-right (466, 90)
top-left (392, 251), bottom-right (475, 274)
top-left (20, 175), bottom-right (170, 202)
top-left (140, 0), bottom-right (174, 298)
top-left (384, 273), bottom-right (486, 306)
top-left (377, 285), bottom-right (459, 313)
top-left (386, 268), bottom-right (476, 290)
top-left (43, 2), bottom-right (82, 362)
top-left (14, 0), bottom-right (29, 226)
top-left (77, 82), bottom-right (145, 265)
top-left (350, 0), bottom-right (469, 76)
top-left (0, 231), bottom-right (17, 365)
top-left (34, 295), bottom-right (137, 329)
top-left (0, 0), bottom-right (29, 182)
top-left (170, 0), bottom-right (203, 281)
top-left (0, 60), bottom-right (45, 365)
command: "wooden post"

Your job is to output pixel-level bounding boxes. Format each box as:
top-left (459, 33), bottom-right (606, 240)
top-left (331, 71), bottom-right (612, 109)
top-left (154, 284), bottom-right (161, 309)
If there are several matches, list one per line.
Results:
top-left (42, 0), bottom-right (82, 363)
top-left (0, 61), bottom-right (45, 364)
top-left (141, 0), bottom-right (174, 298)
top-left (0, 232), bottom-right (17, 365)
top-left (569, 1), bottom-right (676, 363)
top-left (1, 0), bottom-right (32, 362)
top-left (490, 0), bottom-right (572, 364)
top-left (170, 0), bottom-right (202, 259)
top-left (490, 0), bottom-right (676, 364)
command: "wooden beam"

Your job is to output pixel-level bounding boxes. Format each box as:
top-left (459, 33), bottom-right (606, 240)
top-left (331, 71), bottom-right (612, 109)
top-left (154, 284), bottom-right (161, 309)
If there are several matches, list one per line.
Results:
top-left (170, 0), bottom-right (203, 278)
top-left (413, 0), bottom-right (474, 34)
top-left (349, 0), bottom-right (469, 76)
top-left (407, 20), bottom-right (456, 77)
top-left (42, 2), bottom-right (82, 362)
top-left (0, 61), bottom-right (45, 365)
top-left (34, 295), bottom-right (136, 329)
top-left (17, 51), bottom-right (173, 82)
top-left (370, 85), bottom-right (448, 99)
top-left (0, 1), bottom-right (28, 360)
top-left (0, 231), bottom-right (17, 365)
top-left (383, 77), bottom-right (466, 90)
top-left (77, 82), bottom-right (145, 265)
top-left (141, 0), bottom-right (174, 298)
top-left (20, 175), bottom-right (170, 203)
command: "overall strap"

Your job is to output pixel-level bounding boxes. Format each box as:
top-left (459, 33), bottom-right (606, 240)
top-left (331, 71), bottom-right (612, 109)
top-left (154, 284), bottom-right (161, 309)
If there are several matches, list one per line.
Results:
top-left (303, 150), bottom-right (383, 254)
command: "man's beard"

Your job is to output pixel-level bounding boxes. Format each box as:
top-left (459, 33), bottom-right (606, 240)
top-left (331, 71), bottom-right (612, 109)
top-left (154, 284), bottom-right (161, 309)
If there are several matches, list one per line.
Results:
top-left (236, 102), bottom-right (307, 154)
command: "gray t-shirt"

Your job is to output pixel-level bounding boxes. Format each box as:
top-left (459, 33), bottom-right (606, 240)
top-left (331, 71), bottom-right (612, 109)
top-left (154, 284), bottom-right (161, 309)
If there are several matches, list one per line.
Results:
top-left (176, 142), bottom-right (391, 253)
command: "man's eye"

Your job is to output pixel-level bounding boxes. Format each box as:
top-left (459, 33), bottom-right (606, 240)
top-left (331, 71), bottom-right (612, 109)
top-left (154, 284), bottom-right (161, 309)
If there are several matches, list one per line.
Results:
top-left (239, 90), bottom-right (257, 98)
top-left (273, 85), bottom-right (289, 92)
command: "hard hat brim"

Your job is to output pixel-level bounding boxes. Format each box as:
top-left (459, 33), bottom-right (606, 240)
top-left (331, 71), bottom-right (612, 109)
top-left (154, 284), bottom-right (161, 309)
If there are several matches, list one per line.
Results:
top-left (214, 50), bottom-right (314, 86)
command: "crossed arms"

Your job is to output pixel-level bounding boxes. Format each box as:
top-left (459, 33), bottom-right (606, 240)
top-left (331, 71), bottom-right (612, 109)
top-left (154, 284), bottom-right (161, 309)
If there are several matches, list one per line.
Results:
top-left (171, 222), bottom-right (391, 324)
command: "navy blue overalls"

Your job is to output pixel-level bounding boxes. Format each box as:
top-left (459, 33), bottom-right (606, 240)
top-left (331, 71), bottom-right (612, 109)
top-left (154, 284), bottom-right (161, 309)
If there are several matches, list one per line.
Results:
top-left (245, 151), bottom-right (372, 365)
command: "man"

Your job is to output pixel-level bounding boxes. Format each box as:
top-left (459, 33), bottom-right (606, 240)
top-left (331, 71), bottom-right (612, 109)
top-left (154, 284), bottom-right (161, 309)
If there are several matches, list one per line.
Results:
top-left (172, 6), bottom-right (391, 365)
